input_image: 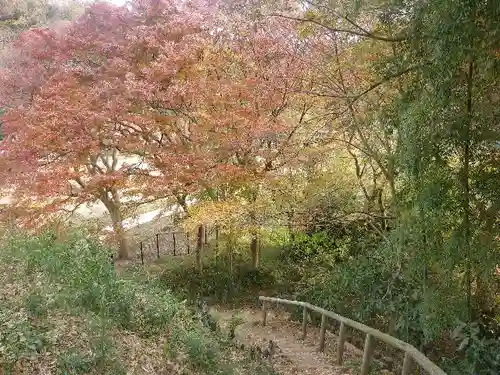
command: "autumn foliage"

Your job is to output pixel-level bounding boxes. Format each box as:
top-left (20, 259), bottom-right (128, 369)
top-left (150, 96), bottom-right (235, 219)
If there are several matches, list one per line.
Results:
top-left (0, 0), bottom-right (310, 258)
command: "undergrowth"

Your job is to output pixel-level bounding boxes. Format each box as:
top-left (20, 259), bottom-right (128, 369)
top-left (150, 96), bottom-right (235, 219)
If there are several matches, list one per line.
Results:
top-left (159, 228), bottom-right (499, 375)
top-left (159, 253), bottom-right (278, 305)
top-left (0, 230), bottom-right (276, 375)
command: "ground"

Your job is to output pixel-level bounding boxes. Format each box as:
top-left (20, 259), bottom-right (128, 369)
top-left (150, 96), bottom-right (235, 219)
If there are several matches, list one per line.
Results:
top-left (212, 305), bottom-right (392, 375)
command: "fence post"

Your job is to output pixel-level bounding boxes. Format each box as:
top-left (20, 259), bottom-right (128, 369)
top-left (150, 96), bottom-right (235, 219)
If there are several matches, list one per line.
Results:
top-left (173, 232), bottom-right (177, 256)
top-left (360, 334), bottom-right (374, 375)
top-left (140, 242), bottom-right (144, 265)
top-left (402, 352), bottom-right (413, 375)
top-left (336, 322), bottom-right (347, 365)
top-left (156, 234), bottom-right (160, 259)
top-left (204, 224), bottom-right (208, 244)
top-left (319, 314), bottom-right (327, 352)
top-left (262, 301), bottom-right (267, 326)
top-left (302, 305), bottom-right (308, 340)
top-left (186, 232), bottom-right (190, 254)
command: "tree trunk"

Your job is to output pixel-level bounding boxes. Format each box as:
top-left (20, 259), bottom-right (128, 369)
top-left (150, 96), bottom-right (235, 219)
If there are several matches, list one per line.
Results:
top-left (101, 189), bottom-right (129, 259)
top-left (250, 234), bottom-right (260, 270)
top-left (286, 211), bottom-right (295, 242)
top-left (229, 235), bottom-right (234, 275)
top-left (248, 188), bottom-right (260, 270)
top-left (215, 224), bottom-right (219, 250)
top-left (176, 194), bottom-right (188, 212)
top-left (196, 224), bottom-right (203, 272)
top-left (462, 55), bottom-right (474, 321)
top-left (109, 205), bottom-right (128, 259)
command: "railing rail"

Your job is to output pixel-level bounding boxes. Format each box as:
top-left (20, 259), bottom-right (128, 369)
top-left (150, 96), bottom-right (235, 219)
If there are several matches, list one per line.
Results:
top-left (259, 296), bottom-right (447, 375)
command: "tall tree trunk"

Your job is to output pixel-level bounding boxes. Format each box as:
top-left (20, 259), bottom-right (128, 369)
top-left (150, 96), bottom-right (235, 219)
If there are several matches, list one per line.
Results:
top-left (228, 232), bottom-right (234, 275)
top-left (463, 57), bottom-right (473, 320)
top-left (176, 193), bottom-right (189, 215)
top-left (196, 224), bottom-right (203, 272)
top-left (461, 0), bottom-right (476, 317)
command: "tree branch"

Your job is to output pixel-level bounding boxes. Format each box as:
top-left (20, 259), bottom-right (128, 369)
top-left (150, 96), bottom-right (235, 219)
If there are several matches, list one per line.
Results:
top-left (0, 13), bottom-right (19, 22)
top-left (268, 13), bottom-right (408, 42)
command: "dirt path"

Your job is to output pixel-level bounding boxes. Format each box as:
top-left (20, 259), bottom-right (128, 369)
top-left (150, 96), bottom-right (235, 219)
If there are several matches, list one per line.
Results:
top-left (211, 307), bottom-right (367, 375)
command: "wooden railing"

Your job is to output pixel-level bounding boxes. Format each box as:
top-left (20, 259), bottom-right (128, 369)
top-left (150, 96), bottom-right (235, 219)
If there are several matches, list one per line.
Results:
top-left (259, 296), bottom-right (447, 375)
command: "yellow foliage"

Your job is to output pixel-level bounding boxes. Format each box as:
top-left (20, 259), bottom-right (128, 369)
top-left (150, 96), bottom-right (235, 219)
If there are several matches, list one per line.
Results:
top-left (181, 199), bottom-right (249, 232)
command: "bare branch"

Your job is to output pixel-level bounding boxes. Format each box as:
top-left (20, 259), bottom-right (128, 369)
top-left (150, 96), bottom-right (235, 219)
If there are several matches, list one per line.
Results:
top-left (0, 13), bottom-right (19, 22)
top-left (268, 13), bottom-right (408, 42)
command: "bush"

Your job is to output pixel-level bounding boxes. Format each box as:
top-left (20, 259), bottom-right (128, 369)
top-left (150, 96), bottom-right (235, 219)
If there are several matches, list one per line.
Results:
top-left (453, 315), bottom-right (500, 375)
top-left (292, 256), bottom-right (415, 328)
top-left (160, 254), bottom-right (276, 304)
top-left (280, 231), bottom-right (352, 269)
top-left (274, 227), bottom-right (500, 373)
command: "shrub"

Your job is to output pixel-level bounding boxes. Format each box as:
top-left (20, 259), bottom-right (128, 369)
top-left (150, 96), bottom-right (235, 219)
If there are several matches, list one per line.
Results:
top-left (453, 316), bottom-right (500, 375)
top-left (159, 254), bottom-right (276, 304)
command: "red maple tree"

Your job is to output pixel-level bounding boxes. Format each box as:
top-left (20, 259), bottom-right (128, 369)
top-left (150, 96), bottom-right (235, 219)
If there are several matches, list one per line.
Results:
top-left (0, 0), bottom-right (313, 259)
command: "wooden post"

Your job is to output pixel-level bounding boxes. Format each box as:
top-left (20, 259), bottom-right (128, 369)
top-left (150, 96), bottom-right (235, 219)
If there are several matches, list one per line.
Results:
top-left (204, 224), bottom-right (208, 244)
top-left (186, 233), bottom-right (190, 254)
top-left (301, 305), bottom-right (308, 340)
top-left (401, 352), bottom-right (413, 375)
top-left (360, 334), bottom-right (374, 375)
top-left (156, 234), bottom-right (160, 259)
top-left (140, 242), bottom-right (144, 265)
top-left (172, 232), bottom-right (177, 256)
top-left (250, 234), bottom-right (260, 269)
top-left (262, 301), bottom-right (267, 326)
top-left (319, 314), bottom-right (327, 352)
top-left (336, 322), bottom-right (347, 365)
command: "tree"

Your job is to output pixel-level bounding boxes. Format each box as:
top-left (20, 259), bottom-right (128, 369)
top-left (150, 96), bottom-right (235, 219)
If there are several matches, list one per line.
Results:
top-left (0, 0), bottom-right (84, 146)
top-left (0, 0), bottom-right (214, 258)
top-left (129, 13), bottom-right (319, 268)
top-left (0, 0), bottom-right (83, 50)
top-left (0, 0), bottom-right (315, 261)
top-left (223, 0), bottom-right (500, 366)
top-left (273, 0), bottom-right (500, 355)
